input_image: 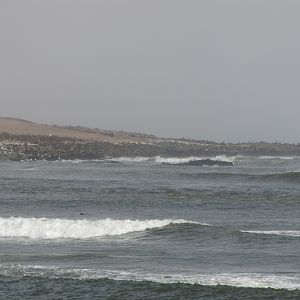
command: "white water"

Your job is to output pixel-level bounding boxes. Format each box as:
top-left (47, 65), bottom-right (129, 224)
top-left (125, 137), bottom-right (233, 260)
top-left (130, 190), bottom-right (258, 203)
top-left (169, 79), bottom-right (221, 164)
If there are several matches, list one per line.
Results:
top-left (59, 155), bottom-right (299, 165)
top-left (258, 156), bottom-right (298, 160)
top-left (242, 230), bottom-right (300, 237)
top-left (1, 265), bottom-right (299, 290)
top-left (110, 155), bottom-right (237, 164)
top-left (108, 155), bottom-right (298, 164)
top-left (109, 271), bottom-right (300, 290)
top-left (107, 156), bottom-right (151, 163)
top-left (0, 217), bottom-right (201, 239)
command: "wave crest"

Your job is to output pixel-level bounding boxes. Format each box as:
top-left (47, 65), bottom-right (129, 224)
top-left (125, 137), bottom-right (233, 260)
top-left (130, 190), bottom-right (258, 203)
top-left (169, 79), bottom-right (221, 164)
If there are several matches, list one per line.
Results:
top-left (0, 217), bottom-right (199, 239)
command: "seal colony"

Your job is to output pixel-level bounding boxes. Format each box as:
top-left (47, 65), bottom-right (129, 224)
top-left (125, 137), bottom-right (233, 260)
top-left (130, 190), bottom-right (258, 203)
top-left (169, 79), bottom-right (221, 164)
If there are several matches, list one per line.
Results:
top-left (0, 117), bottom-right (300, 161)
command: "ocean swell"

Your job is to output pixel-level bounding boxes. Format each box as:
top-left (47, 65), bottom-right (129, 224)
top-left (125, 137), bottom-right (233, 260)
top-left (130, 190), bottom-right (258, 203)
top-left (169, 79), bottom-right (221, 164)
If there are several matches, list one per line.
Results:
top-left (261, 171), bottom-right (300, 182)
top-left (178, 171), bottom-right (300, 183)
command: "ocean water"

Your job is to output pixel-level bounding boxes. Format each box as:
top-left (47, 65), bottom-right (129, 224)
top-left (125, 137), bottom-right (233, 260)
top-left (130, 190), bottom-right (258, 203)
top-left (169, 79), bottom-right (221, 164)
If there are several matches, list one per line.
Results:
top-left (0, 156), bottom-right (299, 299)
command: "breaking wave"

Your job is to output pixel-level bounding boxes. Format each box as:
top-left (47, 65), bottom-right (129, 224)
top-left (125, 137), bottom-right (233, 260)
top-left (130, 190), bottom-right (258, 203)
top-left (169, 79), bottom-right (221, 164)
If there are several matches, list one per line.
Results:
top-left (108, 155), bottom-right (237, 164)
top-left (47, 155), bottom-right (300, 167)
top-left (0, 217), bottom-right (200, 239)
top-left (1, 265), bottom-right (299, 290)
top-left (59, 155), bottom-right (299, 165)
top-left (107, 157), bottom-right (151, 163)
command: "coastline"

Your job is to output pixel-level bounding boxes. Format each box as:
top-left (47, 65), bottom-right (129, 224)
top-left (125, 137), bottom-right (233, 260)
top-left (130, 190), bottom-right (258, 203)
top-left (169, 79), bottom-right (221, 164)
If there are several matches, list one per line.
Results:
top-left (1, 118), bottom-right (299, 161)
top-left (1, 132), bottom-right (300, 161)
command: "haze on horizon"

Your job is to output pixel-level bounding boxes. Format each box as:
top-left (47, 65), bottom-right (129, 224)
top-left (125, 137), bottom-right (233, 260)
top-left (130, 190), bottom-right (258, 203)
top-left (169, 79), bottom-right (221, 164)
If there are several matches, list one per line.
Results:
top-left (1, 0), bottom-right (300, 143)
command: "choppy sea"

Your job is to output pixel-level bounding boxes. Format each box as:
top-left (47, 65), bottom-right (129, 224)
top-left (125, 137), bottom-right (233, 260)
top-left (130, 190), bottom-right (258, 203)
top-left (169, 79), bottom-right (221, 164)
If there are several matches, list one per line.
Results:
top-left (0, 155), bottom-right (299, 299)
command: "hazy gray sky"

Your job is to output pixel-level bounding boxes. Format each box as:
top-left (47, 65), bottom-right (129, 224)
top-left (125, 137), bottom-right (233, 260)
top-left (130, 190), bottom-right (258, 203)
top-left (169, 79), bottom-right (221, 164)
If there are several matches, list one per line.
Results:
top-left (1, 0), bottom-right (300, 143)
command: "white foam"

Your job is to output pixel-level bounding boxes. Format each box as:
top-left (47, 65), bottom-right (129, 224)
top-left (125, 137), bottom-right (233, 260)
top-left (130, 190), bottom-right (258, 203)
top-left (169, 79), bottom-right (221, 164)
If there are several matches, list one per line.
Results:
top-left (258, 156), bottom-right (297, 160)
top-left (107, 157), bottom-right (151, 163)
top-left (154, 155), bottom-right (237, 164)
top-left (0, 217), bottom-right (200, 239)
top-left (154, 156), bottom-right (202, 164)
top-left (214, 155), bottom-right (238, 163)
top-left (52, 155), bottom-right (300, 165)
top-left (60, 155), bottom-right (239, 164)
top-left (60, 159), bottom-right (84, 163)
top-left (1, 265), bottom-right (299, 290)
top-left (123, 272), bottom-right (300, 290)
top-left (105, 155), bottom-right (239, 164)
top-left (241, 230), bottom-right (300, 237)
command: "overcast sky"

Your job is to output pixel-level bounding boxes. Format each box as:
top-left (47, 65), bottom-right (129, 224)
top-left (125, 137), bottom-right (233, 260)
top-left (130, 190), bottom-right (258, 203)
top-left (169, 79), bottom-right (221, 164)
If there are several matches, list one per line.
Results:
top-left (1, 0), bottom-right (300, 143)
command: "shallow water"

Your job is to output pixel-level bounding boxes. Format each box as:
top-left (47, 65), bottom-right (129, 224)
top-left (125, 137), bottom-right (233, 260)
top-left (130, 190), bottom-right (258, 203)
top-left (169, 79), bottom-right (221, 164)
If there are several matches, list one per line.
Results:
top-left (0, 156), bottom-right (299, 299)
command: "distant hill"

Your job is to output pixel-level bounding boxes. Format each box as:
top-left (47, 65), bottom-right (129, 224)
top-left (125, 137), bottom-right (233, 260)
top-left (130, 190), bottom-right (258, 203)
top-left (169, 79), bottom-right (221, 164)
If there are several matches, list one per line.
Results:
top-left (0, 117), bottom-right (155, 144)
top-left (0, 117), bottom-right (218, 145)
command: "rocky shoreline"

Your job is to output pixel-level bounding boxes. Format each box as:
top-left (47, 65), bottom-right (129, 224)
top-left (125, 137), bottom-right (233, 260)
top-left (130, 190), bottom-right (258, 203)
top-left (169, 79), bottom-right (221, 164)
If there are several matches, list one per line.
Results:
top-left (1, 132), bottom-right (300, 161)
